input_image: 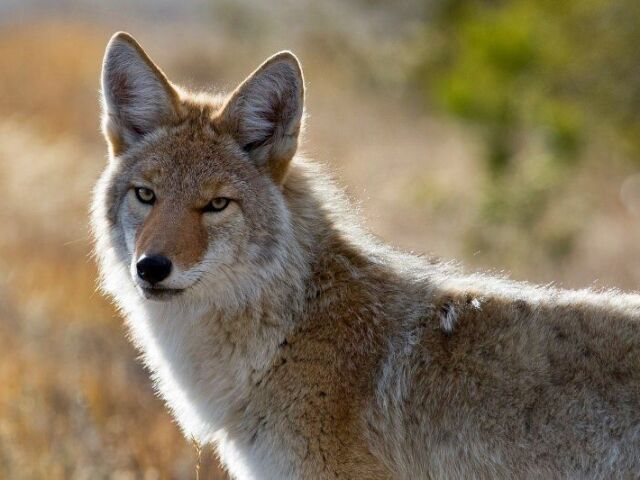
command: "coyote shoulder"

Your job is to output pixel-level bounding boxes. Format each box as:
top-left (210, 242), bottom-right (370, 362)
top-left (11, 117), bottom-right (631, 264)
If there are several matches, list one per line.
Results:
top-left (92, 32), bottom-right (640, 479)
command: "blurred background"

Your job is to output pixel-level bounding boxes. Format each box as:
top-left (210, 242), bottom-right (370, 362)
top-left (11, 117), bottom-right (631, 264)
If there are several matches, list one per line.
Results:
top-left (2, 0), bottom-right (640, 478)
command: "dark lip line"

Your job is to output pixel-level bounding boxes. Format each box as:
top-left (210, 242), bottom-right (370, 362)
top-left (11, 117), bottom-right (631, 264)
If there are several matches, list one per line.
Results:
top-left (141, 287), bottom-right (184, 291)
top-left (139, 286), bottom-right (185, 299)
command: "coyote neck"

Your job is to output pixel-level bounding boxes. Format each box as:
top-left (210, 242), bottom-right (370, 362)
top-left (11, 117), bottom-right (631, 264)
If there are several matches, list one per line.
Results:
top-left (130, 268), bottom-right (303, 443)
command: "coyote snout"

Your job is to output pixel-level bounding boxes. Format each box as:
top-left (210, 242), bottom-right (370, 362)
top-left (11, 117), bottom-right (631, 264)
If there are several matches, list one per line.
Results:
top-left (136, 254), bottom-right (172, 284)
top-left (136, 253), bottom-right (173, 291)
top-left (127, 194), bottom-right (210, 298)
top-left (132, 252), bottom-right (185, 299)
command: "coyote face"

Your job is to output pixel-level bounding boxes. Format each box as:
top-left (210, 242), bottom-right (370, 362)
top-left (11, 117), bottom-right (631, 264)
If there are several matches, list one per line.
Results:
top-left (94, 33), bottom-right (304, 307)
top-left (109, 122), bottom-right (294, 303)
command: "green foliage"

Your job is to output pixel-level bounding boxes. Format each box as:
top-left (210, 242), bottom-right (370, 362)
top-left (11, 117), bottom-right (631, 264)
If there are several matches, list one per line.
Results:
top-left (413, 0), bottom-right (640, 259)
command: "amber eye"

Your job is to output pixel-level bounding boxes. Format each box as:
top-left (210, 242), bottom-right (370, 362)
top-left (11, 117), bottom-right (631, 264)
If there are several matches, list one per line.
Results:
top-left (135, 187), bottom-right (155, 205)
top-left (203, 197), bottom-right (231, 213)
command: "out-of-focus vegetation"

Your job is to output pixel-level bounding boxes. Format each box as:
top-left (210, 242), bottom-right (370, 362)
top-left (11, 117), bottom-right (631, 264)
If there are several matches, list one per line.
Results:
top-left (1, 1), bottom-right (640, 478)
top-left (413, 0), bottom-right (640, 264)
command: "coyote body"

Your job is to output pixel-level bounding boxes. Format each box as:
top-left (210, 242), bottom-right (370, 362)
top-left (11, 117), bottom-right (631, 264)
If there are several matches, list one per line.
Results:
top-left (93, 33), bottom-right (640, 479)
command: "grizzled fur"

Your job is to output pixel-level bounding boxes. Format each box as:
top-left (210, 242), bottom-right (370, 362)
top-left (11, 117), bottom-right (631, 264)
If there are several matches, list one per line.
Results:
top-left (92, 32), bottom-right (640, 479)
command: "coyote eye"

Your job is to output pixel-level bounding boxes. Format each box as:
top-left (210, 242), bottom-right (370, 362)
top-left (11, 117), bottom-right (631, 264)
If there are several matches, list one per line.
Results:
top-left (135, 187), bottom-right (156, 205)
top-left (203, 197), bottom-right (231, 213)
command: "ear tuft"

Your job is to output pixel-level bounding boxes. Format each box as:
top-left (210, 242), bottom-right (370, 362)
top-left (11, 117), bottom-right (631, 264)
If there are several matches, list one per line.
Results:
top-left (219, 51), bottom-right (304, 182)
top-left (101, 32), bottom-right (178, 156)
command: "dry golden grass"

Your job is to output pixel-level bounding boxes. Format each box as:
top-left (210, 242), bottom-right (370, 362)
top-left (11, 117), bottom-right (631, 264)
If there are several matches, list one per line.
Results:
top-left (2, 15), bottom-right (640, 479)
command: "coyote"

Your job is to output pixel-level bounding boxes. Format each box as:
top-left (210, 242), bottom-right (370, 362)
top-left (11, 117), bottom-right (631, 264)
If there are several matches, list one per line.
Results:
top-left (92, 32), bottom-right (640, 479)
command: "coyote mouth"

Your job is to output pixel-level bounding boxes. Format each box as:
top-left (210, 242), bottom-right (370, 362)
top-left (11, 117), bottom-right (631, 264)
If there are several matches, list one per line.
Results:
top-left (139, 286), bottom-right (185, 300)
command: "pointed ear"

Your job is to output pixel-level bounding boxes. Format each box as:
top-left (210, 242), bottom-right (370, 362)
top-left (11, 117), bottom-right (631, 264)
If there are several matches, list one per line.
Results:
top-left (101, 32), bottom-right (179, 156)
top-left (218, 51), bottom-right (304, 182)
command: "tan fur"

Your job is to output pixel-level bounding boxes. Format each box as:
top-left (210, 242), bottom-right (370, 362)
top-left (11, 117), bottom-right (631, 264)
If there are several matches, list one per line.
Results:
top-left (135, 202), bottom-right (208, 269)
top-left (92, 33), bottom-right (640, 479)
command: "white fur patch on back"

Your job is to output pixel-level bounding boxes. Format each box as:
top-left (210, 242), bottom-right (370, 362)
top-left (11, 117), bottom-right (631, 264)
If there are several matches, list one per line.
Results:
top-left (440, 303), bottom-right (457, 334)
top-left (439, 297), bottom-right (481, 334)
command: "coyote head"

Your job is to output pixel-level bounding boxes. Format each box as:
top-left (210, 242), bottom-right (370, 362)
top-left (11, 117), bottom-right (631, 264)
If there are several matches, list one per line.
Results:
top-left (92, 32), bottom-right (305, 307)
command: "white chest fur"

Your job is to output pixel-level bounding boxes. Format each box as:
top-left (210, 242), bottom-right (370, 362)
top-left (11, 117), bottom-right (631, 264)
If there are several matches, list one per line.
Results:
top-left (125, 300), bottom-right (254, 443)
top-left (123, 298), bottom-right (299, 480)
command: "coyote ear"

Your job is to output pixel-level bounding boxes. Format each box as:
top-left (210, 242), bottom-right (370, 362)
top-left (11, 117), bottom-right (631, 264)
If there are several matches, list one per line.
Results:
top-left (218, 51), bottom-right (304, 183)
top-left (101, 32), bottom-right (179, 156)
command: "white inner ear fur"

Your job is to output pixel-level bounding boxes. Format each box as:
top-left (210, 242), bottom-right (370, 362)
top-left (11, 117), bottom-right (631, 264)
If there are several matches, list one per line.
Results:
top-left (223, 53), bottom-right (304, 165)
top-left (101, 33), bottom-right (176, 150)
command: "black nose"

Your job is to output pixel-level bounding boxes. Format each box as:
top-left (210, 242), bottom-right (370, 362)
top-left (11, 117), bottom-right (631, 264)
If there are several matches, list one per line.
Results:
top-left (136, 254), bottom-right (172, 284)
